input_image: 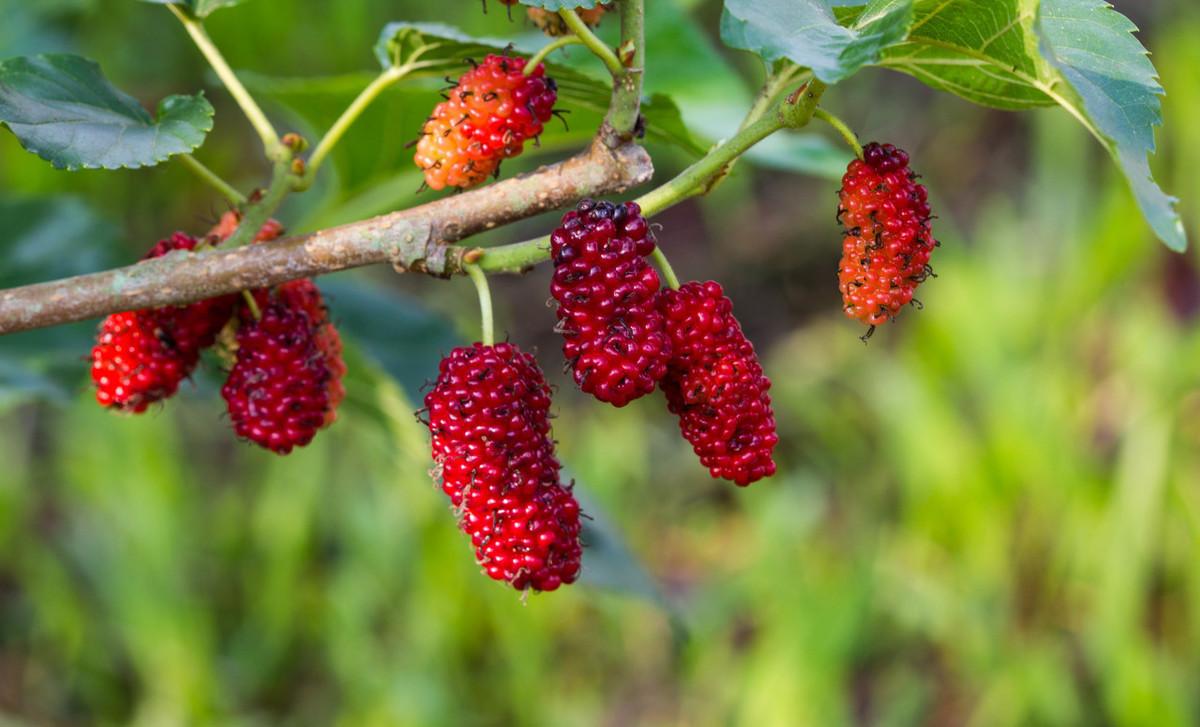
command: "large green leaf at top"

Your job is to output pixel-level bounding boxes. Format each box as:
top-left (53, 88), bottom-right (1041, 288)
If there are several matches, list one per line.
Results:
top-left (139, 0), bottom-right (250, 18)
top-left (0, 197), bottom-right (122, 411)
top-left (835, 0), bottom-right (1184, 251)
top-left (721, 0), bottom-right (914, 84)
top-left (1036, 0), bottom-right (1185, 251)
top-left (845, 0), bottom-right (1051, 109)
top-left (0, 54), bottom-right (213, 170)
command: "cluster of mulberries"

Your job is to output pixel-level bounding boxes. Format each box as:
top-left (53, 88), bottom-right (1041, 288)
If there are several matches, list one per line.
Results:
top-left (91, 232), bottom-right (238, 412)
top-left (838, 142), bottom-right (935, 329)
top-left (90, 218), bottom-right (346, 455)
top-left (425, 343), bottom-right (582, 592)
top-left (414, 54), bottom-right (557, 191)
top-left (222, 280), bottom-right (344, 455)
top-left (659, 281), bottom-right (778, 486)
top-left (550, 200), bottom-right (670, 407)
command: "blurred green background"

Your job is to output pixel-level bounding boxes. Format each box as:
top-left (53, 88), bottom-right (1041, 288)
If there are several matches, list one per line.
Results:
top-left (1, 1), bottom-right (1198, 725)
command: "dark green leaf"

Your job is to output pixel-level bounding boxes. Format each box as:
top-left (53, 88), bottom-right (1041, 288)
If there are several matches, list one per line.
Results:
top-left (837, 0), bottom-right (1184, 250)
top-left (721, 0), bottom-right (913, 83)
top-left (847, 0), bottom-right (1052, 110)
top-left (139, 0), bottom-right (250, 18)
top-left (567, 476), bottom-right (671, 607)
top-left (1036, 0), bottom-right (1185, 250)
top-left (0, 54), bottom-right (213, 170)
top-left (316, 275), bottom-right (460, 401)
top-left (0, 196), bottom-right (122, 410)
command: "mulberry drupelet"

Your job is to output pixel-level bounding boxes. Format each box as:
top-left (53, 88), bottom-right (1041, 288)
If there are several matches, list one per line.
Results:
top-left (425, 343), bottom-right (583, 592)
top-left (659, 281), bottom-right (778, 486)
top-left (550, 199), bottom-right (671, 407)
top-left (414, 54), bottom-right (557, 191)
top-left (837, 142), bottom-right (936, 331)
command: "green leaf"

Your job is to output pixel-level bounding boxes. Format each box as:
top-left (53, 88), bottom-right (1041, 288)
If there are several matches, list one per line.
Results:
top-left (560, 473), bottom-right (672, 608)
top-left (1036, 0), bottom-right (1185, 251)
top-left (0, 54), bottom-right (214, 171)
top-left (842, 0), bottom-right (1185, 250)
top-left (0, 196), bottom-right (122, 410)
top-left (848, 0), bottom-right (1052, 110)
top-left (316, 276), bottom-right (460, 401)
top-left (139, 0), bottom-right (249, 18)
top-left (721, 0), bottom-right (914, 84)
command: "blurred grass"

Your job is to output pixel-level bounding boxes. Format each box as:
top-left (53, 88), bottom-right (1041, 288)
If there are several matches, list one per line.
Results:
top-left (1, 0), bottom-right (1199, 725)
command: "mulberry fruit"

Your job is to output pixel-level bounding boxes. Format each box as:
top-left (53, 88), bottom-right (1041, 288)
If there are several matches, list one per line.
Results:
top-left (838, 141), bottom-right (935, 330)
top-left (222, 284), bottom-right (344, 454)
top-left (91, 232), bottom-right (238, 412)
top-left (527, 5), bottom-right (609, 36)
top-left (277, 279), bottom-right (346, 426)
top-left (659, 281), bottom-right (778, 486)
top-left (415, 54), bottom-right (557, 191)
top-left (425, 343), bottom-right (583, 592)
top-left (550, 199), bottom-right (670, 407)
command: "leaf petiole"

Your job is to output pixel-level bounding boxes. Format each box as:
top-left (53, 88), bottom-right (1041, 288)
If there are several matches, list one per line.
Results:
top-left (167, 4), bottom-right (284, 160)
top-left (559, 8), bottom-right (624, 76)
top-left (178, 153), bottom-right (247, 205)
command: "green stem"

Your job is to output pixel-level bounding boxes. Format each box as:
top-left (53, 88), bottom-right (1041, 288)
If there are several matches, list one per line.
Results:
top-left (525, 36), bottom-right (586, 73)
top-left (222, 160), bottom-right (294, 249)
top-left (476, 80), bottom-right (827, 276)
top-left (741, 64), bottom-right (807, 133)
top-left (240, 290), bottom-right (262, 320)
top-left (813, 107), bottom-right (863, 158)
top-left (651, 247), bottom-right (680, 290)
top-left (302, 66), bottom-right (406, 185)
top-left (559, 9), bottom-right (624, 75)
top-left (636, 112), bottom-right (785, 216)
top-left (168, 4), bottom-right (283, 160)
top-left (178, 153), bottom-right (246, 205)
top-left (464, 263), bottom-right (494, 345)
top-left (602, 0), bottom-right (645, 141)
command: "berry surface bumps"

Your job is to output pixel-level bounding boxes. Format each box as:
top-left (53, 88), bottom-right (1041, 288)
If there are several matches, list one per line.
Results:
top-left (659, 281), bottom-right (778, 486)
top-left (838, 142), bottom-right (936, 329)
top-left (425, 343), bottom-right (583, 592)
top-left (550, 199), bottom-right (670, 407)
top-left (414, 54), bottom-right (557, 191)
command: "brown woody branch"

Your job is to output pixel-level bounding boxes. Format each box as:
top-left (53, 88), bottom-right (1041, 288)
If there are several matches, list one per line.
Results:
top-left (0, 140), bottom-right (652, 335)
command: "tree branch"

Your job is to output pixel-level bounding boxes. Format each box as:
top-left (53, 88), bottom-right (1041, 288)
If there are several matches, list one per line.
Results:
top-left (0, 140), bottom-right (652, 335)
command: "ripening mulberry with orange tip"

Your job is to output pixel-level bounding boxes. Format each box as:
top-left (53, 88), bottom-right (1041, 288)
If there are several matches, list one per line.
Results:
top-left (659, 281), bottom-right (778, 486)
top-left (414, 54), bottom-right (557, 191)
top-left (91, 232), bottom-right (239, 412)
top-left (425, 343), bottom-right (583, 592)
top-left (838, 142), bottom-right (936, 330)
top-left (550, 199), bottom-right (671, 407)
top-left (222, 283), bottom-right (345, 454)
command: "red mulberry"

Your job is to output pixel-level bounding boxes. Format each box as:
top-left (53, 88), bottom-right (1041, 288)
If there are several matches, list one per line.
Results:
top-left (425, 343), bottom-right (583, 592)
top-left (414, 54), bottom-right (557, 191)
top-left (277, 279), bottom-right (346, 426)
top-left (659, 281), bottom-right (778, 486)
top-left (91, 232), bottom-right (238, 412)
top-left (550, 199), bottom-right (670, 407)
top-left (222, 285), bottom-right (343, 454)
top-left (838, 142), bottom-right (935, 330)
